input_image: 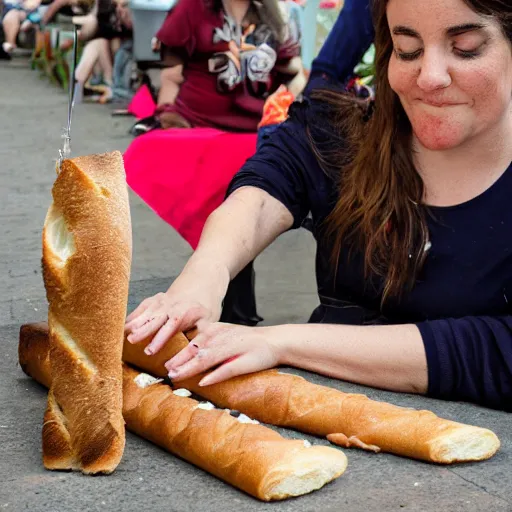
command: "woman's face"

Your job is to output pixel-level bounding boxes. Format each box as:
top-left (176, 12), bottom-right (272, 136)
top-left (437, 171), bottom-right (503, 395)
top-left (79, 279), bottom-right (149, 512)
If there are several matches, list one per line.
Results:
top-left (387, 0), bottom-right (512, 151)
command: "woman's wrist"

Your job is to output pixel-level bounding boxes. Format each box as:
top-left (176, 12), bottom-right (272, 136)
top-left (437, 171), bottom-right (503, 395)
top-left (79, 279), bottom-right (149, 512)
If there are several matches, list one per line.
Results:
top-left (269, 323), bottom-right (302, 366)
top-left (178, 254), bottom-right (231, 296)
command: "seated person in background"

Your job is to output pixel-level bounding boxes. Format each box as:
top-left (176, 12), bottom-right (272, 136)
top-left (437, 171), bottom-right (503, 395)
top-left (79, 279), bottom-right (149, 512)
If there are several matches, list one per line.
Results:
top-left (73, 0), bottom-right (132, 103)
top-left (126, 0), bottom-right (512, 412)
top-left (41, 0), bottom-right (93, 25)
top-left (131, 0), bottom-right (306, 134)
top-left (1, 0), bottom-right (42, 56)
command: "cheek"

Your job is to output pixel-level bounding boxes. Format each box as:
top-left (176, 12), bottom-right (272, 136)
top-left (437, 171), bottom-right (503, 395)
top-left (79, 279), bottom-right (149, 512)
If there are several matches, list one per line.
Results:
top-left (469, 64), bottom-right (512, 118)
top-left (387, 57), bottom-right (416, 96)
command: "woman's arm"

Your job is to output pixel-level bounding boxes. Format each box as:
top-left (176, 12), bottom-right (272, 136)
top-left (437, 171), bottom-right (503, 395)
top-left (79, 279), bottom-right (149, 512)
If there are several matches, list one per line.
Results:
top-left (276, 56), bottom-right (307, 97)
top-left (125, 187), bottom-right (294, 348)
top-left (42, 0), bottom-right (72, 24)
top-left (190, 186), bottom-right (294, 282)
top-left (305, 0), bottom-right (374, 93)
top-left (276, 323), bottom-right (428, 393)
top-left (168, 322), bottom-right (428, 394)
top-left (126, 108), bottom-right (316, 349)
top-left (168, 315), bottom-right (512, 411)
top-left (157, 64), bottom-right (184, 106)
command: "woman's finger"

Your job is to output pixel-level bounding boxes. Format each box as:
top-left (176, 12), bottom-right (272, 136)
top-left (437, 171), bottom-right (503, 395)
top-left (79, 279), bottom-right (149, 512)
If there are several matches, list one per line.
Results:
top-left (197, 354), bottom-right (262, 387)
top-left (125, 298), bottom-right (151, 325)
top-left (168, 341), bottom-right (236, 382)
top-left (145, 314), bottom-right (183, 355)
top-left (127, 313), bottom-right (168, 343)
top-left (164, 341), bottom-right (200, 372)
top-left (165, 330), bottom-right (210, 371)
top-left (125, 306), bottom-right (157, 334)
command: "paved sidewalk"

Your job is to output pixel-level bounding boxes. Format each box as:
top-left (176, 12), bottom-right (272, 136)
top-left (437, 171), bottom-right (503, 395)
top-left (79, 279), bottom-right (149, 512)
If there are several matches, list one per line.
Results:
top-left (1, 60), bottom-right (511, 512)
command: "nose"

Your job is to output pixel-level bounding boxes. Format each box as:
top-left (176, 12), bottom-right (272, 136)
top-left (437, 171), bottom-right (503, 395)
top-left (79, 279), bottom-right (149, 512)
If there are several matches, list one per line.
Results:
top-left (416, 48), bottom-right (452, 92)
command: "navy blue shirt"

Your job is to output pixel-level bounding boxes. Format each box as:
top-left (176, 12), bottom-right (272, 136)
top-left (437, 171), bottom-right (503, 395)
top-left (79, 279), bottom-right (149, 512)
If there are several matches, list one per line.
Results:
top-left (305, 0), bottom-right (374, 93)
top-left (227, 98), bottom-right (512, 411)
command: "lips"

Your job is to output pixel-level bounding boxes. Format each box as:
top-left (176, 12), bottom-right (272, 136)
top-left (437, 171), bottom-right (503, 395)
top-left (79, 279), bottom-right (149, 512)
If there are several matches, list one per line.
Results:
top-left (418, 99), bottom-right (462, 107)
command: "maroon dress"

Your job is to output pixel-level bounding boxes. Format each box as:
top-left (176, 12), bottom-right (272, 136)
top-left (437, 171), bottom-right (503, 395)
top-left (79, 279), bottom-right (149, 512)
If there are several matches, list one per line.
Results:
top-left (156, 0), bottom-right (301, 131)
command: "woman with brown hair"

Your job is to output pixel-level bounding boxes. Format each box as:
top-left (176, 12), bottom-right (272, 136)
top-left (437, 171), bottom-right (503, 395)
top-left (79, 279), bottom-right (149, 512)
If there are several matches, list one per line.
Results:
top-left (125, 0), bottom-right (512, 411)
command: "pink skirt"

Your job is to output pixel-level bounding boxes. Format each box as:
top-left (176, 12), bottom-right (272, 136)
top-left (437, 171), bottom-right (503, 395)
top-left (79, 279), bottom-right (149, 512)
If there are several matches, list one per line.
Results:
top-left (124, 128), bottom-right (257, 249)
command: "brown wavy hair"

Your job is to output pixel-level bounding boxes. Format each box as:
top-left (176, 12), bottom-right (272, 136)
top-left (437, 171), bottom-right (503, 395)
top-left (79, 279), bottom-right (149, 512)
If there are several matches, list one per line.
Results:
top-left (311, 0), bottom-right (512, 303)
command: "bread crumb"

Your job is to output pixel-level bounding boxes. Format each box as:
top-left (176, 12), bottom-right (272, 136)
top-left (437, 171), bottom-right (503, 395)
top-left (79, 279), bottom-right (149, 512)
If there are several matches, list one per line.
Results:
top-left (173, 388), bottom-right (192, 397)
top-left (195, 401), bottom-right (215, 411)
top-left (134, 373), bottom-right (163, 388)
top-left (237, 414), bottom-right (259, 424)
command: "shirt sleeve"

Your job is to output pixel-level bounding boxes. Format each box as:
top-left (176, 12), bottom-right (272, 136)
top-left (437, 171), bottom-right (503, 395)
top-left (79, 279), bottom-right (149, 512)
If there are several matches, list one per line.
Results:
top-left (155, 0), bottom-right (201, 58)
top-left (417, 316), bottom-right (512, 411)
top-left (226, 102), bottom-right (319, 229)
top-left (305, 0), bottom-right (374, 92)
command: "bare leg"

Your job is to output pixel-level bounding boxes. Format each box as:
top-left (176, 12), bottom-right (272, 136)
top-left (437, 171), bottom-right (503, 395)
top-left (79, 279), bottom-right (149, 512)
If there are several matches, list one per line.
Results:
top-left (96, 38), bottom-right (113, 84)
top-left (2, 10), bottom-right (26, 49)
top-left (75, 38), bottom-right (104, 84)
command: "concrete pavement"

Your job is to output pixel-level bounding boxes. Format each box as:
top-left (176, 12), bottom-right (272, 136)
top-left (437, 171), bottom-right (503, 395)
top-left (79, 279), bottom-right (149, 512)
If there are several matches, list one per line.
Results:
top-left (1, 59), bottom-right (511, 512)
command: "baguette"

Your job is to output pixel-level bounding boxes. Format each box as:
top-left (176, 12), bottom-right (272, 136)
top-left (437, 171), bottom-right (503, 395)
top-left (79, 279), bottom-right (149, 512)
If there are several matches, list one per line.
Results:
top-left (41, 152), bottom-right (132, 474)
top-left (25, 323), bottom-right (501, 464)
top-left (19, 324), bottom-right (348, 501)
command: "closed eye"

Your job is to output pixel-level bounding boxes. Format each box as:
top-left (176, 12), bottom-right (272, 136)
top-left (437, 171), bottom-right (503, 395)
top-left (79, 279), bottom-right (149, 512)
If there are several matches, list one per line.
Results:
top-left (395, 47), bottom-right (482, 61)
top-left (395, 49), bottom-right (422, 61)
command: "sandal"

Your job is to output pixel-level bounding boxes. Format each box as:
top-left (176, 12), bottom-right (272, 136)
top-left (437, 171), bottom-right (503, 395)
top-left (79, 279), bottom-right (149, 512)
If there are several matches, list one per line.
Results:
top-left (129, 115), bottom-right (161, 136)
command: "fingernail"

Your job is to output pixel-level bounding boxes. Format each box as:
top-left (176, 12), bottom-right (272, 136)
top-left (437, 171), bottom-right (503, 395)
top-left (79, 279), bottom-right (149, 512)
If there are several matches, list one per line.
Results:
top-left (168, 370), bottom-right (178, 378)
top-left (144, 346), bottom-right (153, 355)
top-left (127, 335), bottom-right (133, 343)
top-left (198, 377), bottom-right (209, 387)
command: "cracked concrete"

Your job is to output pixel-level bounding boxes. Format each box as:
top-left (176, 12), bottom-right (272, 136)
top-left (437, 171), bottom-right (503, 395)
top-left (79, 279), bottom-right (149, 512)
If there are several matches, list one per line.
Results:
top-left (1, 59), bottom-right (511, 512)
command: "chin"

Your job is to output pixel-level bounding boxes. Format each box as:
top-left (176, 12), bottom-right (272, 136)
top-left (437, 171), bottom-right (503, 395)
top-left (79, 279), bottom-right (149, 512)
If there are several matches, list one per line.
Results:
top-left (411, 116), bottom-right (469, 151)
top-left (413, 132), bottom-right (465, 151)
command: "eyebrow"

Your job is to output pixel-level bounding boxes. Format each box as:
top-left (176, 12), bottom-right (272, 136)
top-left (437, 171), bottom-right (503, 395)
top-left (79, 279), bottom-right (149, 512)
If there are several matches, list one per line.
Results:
top-left (392, 23), bottom-right (487, 38)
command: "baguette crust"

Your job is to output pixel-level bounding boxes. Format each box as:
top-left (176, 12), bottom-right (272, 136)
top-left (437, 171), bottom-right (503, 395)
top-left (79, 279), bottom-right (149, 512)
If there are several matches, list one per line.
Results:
top-left (41, 152), bottom-right (132, 474)
top-left (23, 323), bottom-right (501, 464)
top-left (19, 324), bottom-right (348, 501)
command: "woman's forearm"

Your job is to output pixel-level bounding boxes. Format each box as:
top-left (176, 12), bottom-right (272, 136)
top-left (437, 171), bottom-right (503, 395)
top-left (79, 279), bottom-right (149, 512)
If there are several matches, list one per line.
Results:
top-left (157, 65), bottom-right (184, 105)
top-left (278, 57), bottom-right (307, 97)
top-left (188, 187), bottom-right (294, 281)
top-left (275, 323), bottom-right (428, 394)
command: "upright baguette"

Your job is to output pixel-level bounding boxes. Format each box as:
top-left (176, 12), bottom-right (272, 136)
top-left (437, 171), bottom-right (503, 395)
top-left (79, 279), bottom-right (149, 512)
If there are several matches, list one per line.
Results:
top-left (41, 152), bottom-right (132, 474)
top-left (24, 323), bottom-right (501, 464)
top-left (19, 324), bottom-right (348, 501)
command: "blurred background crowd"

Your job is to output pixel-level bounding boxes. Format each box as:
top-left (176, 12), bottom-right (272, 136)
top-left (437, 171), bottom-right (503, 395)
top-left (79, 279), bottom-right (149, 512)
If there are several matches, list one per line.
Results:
top-left (0, 0), bottom-right (373, 132)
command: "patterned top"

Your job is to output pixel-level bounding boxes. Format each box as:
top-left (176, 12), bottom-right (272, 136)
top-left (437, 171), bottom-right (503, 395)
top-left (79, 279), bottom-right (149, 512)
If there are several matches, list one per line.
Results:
top-left (156, 0), bottom-right (301, 131)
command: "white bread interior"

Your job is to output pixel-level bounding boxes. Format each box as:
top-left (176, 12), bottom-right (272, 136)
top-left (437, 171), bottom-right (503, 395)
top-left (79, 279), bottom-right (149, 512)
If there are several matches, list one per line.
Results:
top-left (44, 203), bottom-right (75, 266)
top-left (428, 427), bottom-right (502, 463)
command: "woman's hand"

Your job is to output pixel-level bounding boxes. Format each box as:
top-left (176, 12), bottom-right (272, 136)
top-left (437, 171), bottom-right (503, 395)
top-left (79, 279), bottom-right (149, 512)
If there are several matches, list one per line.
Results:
top-left (125, 259), bottom-right (230, 355)
top-left (165, 323), bottom-right (283, 387)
